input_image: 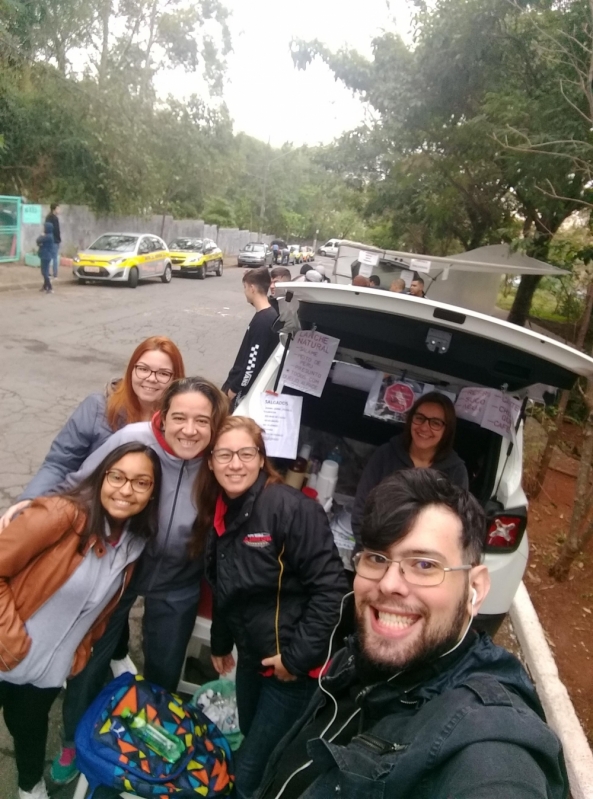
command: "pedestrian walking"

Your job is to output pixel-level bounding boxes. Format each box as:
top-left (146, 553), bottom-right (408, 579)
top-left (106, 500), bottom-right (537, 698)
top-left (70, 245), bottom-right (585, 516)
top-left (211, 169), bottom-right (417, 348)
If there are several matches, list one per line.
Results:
top-left (195, 416), bottom-right (349, 799)
top-left (0, 442), bottom-right (162, 799)
top-left (45, 203), bottom-right (61, 278)
top-left (36, 222), bottom-right (54, 293)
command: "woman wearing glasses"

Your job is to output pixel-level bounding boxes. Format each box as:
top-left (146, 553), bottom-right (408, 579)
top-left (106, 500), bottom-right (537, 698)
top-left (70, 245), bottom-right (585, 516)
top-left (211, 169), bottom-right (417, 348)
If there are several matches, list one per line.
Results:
top-left (0, 442), bottom-right (161, 799)
top-left (351, 392), bottom-right (468, 546)
top-left (47, 376), bottom-right (228, 784)
top-left (194, 416), bottom-right (348, 799)
top-left (0, 335), bottom-right (184, 531)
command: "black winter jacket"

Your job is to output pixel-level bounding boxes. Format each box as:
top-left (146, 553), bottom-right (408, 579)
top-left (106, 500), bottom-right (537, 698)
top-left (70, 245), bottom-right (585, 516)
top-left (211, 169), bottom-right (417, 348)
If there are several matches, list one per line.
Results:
top-left (205, 473), bottom-right (349, 678)
top-left (351, 433), bottom-right (469, 544)
top-left (258, 633), bottom-right (568, 799)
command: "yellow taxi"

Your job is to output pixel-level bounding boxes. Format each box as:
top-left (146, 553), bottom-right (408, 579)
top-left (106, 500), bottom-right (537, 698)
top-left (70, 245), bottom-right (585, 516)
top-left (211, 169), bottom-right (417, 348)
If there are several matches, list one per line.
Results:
top-left (300, 246), bottom-right (315, 263)
top-left (168, 237), bottom-right (224, 279)
top-left (289, 244), bottom-right (303, 265)
top-left (72, 232), bottom-right (173, 288)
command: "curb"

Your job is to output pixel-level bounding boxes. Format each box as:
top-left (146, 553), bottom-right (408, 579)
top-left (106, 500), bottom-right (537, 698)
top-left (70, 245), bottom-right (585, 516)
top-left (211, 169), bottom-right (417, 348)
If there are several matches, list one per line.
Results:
top-left (511, 581), bottom-right (593, 799)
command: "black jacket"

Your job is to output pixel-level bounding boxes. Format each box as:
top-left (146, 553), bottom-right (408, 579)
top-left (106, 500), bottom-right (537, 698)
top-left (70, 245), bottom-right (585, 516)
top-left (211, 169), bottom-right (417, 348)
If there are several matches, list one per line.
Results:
top-left (224, 306), bottom-right (278, 399)
top-left (205, 473), bottom-right (349, 678)
top-left (258, 633), bottom-right (568, 799)
top-left (45, 211), bottom-right (61, 244)
top-left (351, 433), bottom-right (469, 544)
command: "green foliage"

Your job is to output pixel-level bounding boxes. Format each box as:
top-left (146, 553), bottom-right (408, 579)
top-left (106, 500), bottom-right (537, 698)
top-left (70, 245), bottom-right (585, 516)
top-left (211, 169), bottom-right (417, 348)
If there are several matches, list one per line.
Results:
top-left (0, 0), bottom-right (365, 234)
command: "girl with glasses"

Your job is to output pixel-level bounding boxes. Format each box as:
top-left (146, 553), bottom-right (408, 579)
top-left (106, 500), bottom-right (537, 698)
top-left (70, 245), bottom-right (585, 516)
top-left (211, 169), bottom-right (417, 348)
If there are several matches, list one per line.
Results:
top-left (194, 416), bottom-right (349, 799)
top-left (351, 392), bottom-right (468, 547)
top-left (0, 442), bottom-right (161, 799)
top-left (0, 335), bottom-right (184, 709)
top-left (48, 376), bottom-right (228, 785)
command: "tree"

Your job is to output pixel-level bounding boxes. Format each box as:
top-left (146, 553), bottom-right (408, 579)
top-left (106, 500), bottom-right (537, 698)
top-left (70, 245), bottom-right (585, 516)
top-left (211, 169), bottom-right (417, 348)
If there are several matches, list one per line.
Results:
top-left (292, 0), bottom-right (591, 322)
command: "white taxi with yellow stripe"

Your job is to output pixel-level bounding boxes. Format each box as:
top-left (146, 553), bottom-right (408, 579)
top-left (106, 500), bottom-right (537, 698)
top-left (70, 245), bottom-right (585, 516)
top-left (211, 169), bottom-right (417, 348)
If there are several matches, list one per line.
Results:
top-left (72, 233), bottom-right (172, 289)
top-left (168, 237), bottom-right (224, 280)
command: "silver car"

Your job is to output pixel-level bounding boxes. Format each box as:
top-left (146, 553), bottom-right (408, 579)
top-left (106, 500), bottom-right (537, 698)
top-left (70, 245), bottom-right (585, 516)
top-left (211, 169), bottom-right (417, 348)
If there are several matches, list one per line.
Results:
top-left (237, 242), bottom-right (273, 268)
top-left (72, 233), bottom-right (173, 288)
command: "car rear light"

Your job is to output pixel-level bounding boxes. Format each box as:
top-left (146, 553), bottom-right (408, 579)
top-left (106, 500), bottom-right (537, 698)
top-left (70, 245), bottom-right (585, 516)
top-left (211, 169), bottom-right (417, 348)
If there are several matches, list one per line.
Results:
top-left (486, 514), bottom-right (526, 550)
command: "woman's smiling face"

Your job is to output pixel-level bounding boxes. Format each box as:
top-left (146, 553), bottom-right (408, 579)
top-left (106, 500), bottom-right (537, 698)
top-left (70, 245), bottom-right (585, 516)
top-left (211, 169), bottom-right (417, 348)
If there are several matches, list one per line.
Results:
top-left (210, 428), bottom-right (264, 499)
top-left (162, 392), bottom-right (213, 460)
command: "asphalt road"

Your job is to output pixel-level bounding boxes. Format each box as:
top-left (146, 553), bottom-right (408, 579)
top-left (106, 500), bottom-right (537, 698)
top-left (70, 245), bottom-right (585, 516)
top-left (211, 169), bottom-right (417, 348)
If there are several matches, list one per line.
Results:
top-left (0, 255), bottom-right (333, 798)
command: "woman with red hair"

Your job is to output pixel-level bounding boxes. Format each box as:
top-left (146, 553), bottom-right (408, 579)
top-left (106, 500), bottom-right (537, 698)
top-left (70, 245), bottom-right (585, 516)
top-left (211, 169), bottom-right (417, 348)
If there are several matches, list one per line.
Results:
top-left (0, 336), bottom-right (184, 697)
top-left (1, 336), bottom-right (184, 527)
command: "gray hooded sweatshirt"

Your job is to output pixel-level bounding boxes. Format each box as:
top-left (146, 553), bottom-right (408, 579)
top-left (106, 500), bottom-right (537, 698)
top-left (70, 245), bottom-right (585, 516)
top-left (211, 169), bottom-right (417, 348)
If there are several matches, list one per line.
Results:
top-left (60, 419), bottom-right (202, 595)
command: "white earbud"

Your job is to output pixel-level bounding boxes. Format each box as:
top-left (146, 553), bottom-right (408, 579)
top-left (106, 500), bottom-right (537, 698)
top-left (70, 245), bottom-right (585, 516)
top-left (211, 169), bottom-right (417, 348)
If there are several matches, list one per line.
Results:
top-left (471, 588), bottom-right (477, 606)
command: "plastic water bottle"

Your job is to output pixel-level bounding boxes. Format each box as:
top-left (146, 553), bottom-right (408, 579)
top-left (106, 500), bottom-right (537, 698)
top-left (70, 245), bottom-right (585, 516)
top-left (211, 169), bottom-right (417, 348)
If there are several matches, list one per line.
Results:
top-left (120, 707), bottom-right (185, 763)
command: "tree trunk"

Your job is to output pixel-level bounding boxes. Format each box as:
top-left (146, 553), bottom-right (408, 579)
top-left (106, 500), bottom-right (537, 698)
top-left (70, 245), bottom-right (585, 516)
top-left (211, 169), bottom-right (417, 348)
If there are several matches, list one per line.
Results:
top-left (98, 0), bottom-right (112, 86)
top-left (531, 279), bottom-right (593, 497)
top-left (507, 274), bottom-right (542, 327)
top-left (549, 378), bottom-right (593, 581)
top-left (531, 390), bottom-right (569, 499)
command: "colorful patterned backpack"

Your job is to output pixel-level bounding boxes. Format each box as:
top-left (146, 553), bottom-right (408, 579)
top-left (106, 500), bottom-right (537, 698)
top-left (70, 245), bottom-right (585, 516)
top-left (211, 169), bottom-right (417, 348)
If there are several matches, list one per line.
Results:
top-left (75, 673), bottom-right (234, 797)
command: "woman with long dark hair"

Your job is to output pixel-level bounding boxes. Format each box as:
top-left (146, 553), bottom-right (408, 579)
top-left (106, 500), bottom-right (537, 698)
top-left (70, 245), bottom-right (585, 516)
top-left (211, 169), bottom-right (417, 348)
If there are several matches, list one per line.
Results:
top-left (351, 391), bottom-right (468, 545)
top-left (50, 376), bottom-right (228, 784)
top-left (0, 442), bottom-right (161, 799)
top-left (194, 416), bottom-right (348, 799)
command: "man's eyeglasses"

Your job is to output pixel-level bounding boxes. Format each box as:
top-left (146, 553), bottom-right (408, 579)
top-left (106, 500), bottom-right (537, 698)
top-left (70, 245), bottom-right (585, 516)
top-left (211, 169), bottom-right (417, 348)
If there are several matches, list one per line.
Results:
top-left (411, 412), bottom-right (446, 432)
top-left (105, 470), bottom-right (153, 493)
top-left (353, 551), bottom-right (471, 587)
top-left (134, 364), bottom-right (174, 384)
top-left (211, 446), bottom-right (260, 464)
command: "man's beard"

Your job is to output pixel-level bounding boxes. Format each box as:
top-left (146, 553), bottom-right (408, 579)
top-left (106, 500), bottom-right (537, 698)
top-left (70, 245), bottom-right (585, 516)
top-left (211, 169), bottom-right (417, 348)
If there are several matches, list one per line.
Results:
top-left (356, 591), bottom-right (469, 678)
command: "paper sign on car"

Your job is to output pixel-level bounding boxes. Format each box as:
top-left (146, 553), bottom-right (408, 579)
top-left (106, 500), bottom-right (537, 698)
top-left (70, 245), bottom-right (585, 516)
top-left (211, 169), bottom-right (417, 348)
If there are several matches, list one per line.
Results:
top-left (455, 387), bottom-right (521, 439)
top-left (281, 330), bottom-right (340, 397)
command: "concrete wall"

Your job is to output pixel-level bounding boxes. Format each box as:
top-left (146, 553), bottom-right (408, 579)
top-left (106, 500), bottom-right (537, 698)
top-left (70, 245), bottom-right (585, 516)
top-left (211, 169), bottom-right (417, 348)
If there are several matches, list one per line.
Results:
top-left (20, 204), bottom-right (274, 259)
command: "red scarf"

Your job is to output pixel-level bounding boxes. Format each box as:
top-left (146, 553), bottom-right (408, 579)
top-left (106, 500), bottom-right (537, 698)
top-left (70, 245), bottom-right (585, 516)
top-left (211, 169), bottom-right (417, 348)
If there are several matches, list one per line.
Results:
top-left (214, 494), bottom-right (228, 537)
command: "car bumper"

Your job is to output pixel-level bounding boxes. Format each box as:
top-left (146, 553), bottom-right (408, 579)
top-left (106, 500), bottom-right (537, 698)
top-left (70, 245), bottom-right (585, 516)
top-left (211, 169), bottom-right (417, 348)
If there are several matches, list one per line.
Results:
top-left (238, 259), bottom-right (266, 267)
top-left (72, 265), bottom-right (130, 281)
top-left (172, 264), bottom-right (205, 274)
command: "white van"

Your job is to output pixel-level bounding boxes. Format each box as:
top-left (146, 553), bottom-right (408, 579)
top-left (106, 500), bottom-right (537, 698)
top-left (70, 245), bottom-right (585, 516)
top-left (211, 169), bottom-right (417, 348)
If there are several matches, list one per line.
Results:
top-left (319, 239), bottom-right (341, 258)
top-left (236, 283), bottom-right (593, 633)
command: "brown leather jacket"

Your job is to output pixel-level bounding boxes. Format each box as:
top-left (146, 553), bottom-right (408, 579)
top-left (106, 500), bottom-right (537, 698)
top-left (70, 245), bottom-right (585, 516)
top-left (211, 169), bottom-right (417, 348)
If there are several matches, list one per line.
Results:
top-left (0, 496), bottom-right (135, 677)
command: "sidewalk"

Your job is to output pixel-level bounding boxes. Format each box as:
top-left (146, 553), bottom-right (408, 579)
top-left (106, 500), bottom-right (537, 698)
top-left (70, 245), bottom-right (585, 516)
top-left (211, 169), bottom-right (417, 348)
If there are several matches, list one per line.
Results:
top-left (0, 262), bottom-right (73, 292)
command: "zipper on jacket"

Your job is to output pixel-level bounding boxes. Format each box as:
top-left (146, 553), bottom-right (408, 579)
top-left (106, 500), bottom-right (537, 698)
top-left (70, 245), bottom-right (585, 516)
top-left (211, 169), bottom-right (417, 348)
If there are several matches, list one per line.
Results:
top-left (146, 461), bottom-right (185, 593)
top-left (352, 732), bottom-right (407, 755)
top-left (275, 544), bottom-right (286, 654)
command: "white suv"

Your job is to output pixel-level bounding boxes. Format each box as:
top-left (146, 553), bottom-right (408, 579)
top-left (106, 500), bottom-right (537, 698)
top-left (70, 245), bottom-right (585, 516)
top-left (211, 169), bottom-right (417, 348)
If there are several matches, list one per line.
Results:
top-left (319, 239), bottom-right (341, 258)
top-left (236, 283), bottom-right (593, 633)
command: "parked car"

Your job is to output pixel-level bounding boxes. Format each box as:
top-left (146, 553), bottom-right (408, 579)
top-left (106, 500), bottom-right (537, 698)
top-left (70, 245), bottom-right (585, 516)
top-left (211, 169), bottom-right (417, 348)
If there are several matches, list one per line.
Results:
top-left (235, 283), bottom-right (593, 634)
top-left (318, 238), bottom-right (341, 257)
top-left (72, 233), bottom-right (172, 288)
top-left (301, 246), bottom-right (315, 262)
top-left (168, 237), bottom-right (223, 279)
top-left (289, 245), bottom-right (302, 265)
top-left (238, 242), bottom-right (273, 268)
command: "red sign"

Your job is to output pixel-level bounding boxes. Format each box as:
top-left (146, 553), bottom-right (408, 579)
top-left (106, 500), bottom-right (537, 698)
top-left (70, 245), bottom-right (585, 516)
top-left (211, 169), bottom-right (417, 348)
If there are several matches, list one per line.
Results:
top-left (384, 382), bottom-right (415, 413)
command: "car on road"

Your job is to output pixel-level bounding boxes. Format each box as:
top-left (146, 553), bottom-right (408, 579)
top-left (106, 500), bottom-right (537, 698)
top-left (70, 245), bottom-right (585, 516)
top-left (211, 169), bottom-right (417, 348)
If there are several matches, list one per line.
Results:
top-left (319, 238), bottom-right (341, 257)
top-left (237, 242), bottom-right (273, 268)
top-left (72, 233), bottom-right (172, 288)
top-left (288, 245), bottom-right (303, 264)
top-left (168, 237), bottom-right (223, 279)
top-left (235, 282), bottom-right (593, 634)
top-left (300, 246), bottom-right (315, 262)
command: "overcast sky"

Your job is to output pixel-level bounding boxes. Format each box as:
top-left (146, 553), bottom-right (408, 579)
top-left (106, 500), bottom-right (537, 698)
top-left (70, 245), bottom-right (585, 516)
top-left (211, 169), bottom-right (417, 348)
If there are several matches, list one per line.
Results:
top-left (159, 0), bottom-right (412, 147)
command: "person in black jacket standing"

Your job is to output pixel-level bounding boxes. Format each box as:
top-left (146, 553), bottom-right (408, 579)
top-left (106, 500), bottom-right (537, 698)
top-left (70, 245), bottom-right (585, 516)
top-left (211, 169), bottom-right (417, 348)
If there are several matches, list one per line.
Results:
top-left (194, 416), bottom-right (349, 799)
top-left (222, 268), bottom-right (278, 409)
top-left (45, 203), bottom-right (61, 279)
top-left (256, 470), bottom-right (568, 799)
